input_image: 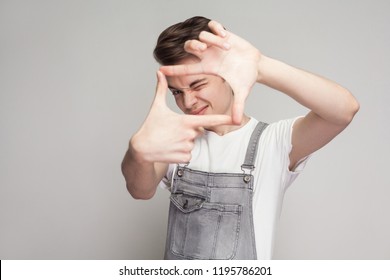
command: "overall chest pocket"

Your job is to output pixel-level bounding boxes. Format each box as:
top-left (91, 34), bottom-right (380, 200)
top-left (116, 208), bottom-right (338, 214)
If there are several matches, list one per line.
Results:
top-left (169, 193), bottom-right (242, 260)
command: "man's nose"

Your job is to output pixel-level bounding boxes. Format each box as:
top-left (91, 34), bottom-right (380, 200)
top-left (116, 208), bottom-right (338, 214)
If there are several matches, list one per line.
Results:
top-left (182, 90), bottom-right (197, 109)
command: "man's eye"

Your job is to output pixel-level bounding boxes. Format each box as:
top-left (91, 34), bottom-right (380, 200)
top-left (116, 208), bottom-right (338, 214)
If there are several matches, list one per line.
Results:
top-left (193, 83), bottom-right (207, 91)
top-left (171, 89), bottom-right (182, 96)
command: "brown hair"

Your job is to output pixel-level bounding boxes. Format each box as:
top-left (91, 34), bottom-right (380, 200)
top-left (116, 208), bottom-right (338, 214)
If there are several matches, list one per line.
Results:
top-left (153, 16), bottom-right (211, 65)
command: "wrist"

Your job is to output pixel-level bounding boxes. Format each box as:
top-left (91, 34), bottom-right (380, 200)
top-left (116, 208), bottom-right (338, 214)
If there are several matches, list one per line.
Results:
top-left (129, 135), bottom-right (150, 164)
top-left (256, 54), bottom-right (270, 84)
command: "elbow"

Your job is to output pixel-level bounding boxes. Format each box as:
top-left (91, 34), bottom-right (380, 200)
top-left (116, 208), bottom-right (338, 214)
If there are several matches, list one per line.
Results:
top-left (337, 90), bottom-right (360, 126)
top-left (127, 184), bottom-right (155, 200)
top-left (344, 93), bottom-right (360, 124)
top-left (130, 192), bottom-right (155, 200)
top-left (351, 97), bottom-right (360, 118)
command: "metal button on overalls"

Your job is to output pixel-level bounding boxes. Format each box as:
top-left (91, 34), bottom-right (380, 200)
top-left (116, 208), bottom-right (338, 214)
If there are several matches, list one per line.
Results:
top-left (164, 122), bottom-right (268, 260)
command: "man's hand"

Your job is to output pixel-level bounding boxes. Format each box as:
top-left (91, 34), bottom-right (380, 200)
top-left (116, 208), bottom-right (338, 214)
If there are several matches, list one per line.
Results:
top-left (159, 20), bottom-right (262, 125)
top-left (131, 71), bottom-right (232, 164)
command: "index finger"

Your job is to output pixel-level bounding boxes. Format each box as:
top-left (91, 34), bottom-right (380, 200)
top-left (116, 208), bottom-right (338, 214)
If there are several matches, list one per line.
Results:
top-left (160, 63), bottom-right (205, 76)
top-left (185, 114), bottom-right (233, 128)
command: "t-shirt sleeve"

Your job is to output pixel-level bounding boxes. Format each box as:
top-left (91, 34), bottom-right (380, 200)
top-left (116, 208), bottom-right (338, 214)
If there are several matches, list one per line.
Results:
top-left (157, 164), bottom-right (176, 192)
top-left (264, 117), bottom-right (311, 191)
top-left (283, 116), bottom-right (311, 190)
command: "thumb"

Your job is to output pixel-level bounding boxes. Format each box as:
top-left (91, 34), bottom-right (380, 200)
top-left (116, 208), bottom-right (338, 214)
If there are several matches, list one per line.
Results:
top-left (231, 93), bottom-right (246, 125)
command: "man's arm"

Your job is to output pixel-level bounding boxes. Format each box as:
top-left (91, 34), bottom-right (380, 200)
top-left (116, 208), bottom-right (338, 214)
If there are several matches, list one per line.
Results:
top-left (121, 139), bottom-right (168, 200)
top-left (160, 20), bottom-right (359, 168)
top-left (121, 71), bottom-right (232, 200)
top-left (256, 56), bottom-right (360, 169)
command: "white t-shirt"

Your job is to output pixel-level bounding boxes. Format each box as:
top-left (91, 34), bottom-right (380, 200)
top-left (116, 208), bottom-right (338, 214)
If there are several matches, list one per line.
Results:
top-left (159, 117), bottom-right (309, 259)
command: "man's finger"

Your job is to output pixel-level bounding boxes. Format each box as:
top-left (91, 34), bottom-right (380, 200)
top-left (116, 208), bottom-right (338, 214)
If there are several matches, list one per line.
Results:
top-left (154, 70), bottom-right (168, 102)
top-left (185, 114), bottom-right (233, 128)
top-left (232, 103), bottom-right (244, 125)
top-left (199, 30), bottom-right (230, 50)
top-left (160, 63), bottom-right (205, 76)
top-left (231, 94), bottom-right (247, 125)
top-left (183, 40), bottom-right (207, 59)
top-left (208, 20), bottom-right (227, 38)
top-left (195, 126), bottom-right (205, 136)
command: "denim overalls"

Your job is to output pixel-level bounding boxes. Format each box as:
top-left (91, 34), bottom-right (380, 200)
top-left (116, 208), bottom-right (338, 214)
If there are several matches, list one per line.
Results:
top-left (164, 121), bottom-right (268, 260)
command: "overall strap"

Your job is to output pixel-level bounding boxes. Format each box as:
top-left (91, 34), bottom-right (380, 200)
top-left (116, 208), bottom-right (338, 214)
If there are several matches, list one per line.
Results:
top-left (241, 121), bottom-right (268, 173)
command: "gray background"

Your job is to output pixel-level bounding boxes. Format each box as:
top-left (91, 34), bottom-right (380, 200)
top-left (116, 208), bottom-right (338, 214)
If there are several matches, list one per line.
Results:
top-left (0, 0), bottom-right (389, 259)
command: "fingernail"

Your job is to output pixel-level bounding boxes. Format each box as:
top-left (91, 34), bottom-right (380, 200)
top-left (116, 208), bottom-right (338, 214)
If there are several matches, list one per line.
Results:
top-left (223, 42), bottom-right (231, 50)
top-left (220, 29), bottom-right (226, 37)
top-left (198, 44), bottom-right (206, 51)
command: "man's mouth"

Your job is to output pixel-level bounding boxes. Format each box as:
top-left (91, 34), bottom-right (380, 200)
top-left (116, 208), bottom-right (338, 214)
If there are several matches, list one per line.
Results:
top-left (190, 105), bottom-right (208, 115)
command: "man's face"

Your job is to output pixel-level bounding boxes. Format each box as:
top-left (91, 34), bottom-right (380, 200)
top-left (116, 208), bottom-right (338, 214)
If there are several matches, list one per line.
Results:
top-left (166, 59), bottom-right (234, 117)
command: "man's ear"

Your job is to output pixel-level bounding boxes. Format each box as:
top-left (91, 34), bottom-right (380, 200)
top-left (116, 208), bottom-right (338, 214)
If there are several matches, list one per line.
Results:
top-left (222, 78), bottom-right (234, 96)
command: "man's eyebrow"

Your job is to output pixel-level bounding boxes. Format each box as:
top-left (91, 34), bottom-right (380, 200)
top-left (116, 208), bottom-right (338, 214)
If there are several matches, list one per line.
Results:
top-left (189, 78), bottom-right (207, 88)
top-left (168, 78), bottom-right (207, 90)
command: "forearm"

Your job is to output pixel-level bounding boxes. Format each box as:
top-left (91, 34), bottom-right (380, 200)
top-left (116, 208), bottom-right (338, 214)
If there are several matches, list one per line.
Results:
top-left (257, 56), bottom-right (359, 125)
top-left (121, 136), bottom-right (168, 200)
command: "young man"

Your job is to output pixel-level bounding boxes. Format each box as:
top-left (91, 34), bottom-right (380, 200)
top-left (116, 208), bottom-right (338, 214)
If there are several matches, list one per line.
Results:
top-left (121, 16), bottom-right (359, 259)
